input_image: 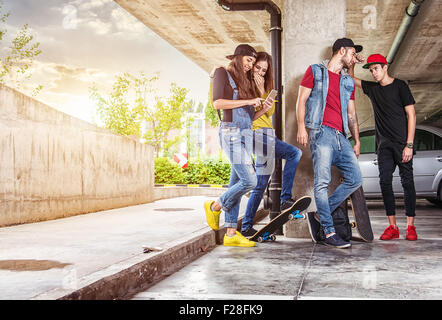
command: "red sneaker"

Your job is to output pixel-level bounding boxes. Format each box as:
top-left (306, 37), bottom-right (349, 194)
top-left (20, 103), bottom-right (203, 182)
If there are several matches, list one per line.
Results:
top-left (380, 225), bottom-right (399, 240)
top-left (406, 225), bottom-right (418, 241)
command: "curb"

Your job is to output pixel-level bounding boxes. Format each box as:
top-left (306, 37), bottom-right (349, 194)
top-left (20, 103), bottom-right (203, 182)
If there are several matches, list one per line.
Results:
top-left (32, 209), bottom-right (269, 300)
top-left (32, 228), bottom-right (217, 300)
top-left (155, 184), bottom-right (228, 188)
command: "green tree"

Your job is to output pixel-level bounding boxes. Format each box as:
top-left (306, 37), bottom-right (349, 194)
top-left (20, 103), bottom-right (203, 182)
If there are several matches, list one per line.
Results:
top-left (90, 72), bottom-right (157, 137)
top-left (196, 101), bottom-right (204, 113)
top-left (138, 82), bottom-right (193, 157)
top-left (0, 1), bottom-right (42, 95)
top-left (90, 72), bottom-right (194, 157)
top-left (204, 92), bottom-right (219, 127)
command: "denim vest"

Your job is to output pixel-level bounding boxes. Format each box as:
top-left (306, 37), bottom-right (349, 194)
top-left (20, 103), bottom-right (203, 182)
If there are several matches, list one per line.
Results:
top-left (221, 69), bottom-right (255, 130)
top-left (304, 60), bottom-right (354, 137)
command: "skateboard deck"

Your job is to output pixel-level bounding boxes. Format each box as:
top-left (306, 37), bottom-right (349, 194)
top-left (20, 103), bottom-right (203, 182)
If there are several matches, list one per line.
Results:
top-left (249, 196), bottom-right (311, 242)
top-left (348, 186), bottom-right (374, 242)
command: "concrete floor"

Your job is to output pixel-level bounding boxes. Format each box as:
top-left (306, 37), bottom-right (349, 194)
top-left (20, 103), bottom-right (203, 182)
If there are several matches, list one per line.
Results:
top-left (0, 196), bottom-right (215, 300)
top-left (133, 199), bottom-right (442, 300)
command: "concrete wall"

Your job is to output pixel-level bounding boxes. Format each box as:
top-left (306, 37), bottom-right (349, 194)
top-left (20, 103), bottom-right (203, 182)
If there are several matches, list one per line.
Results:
top-left (0, 84), bottom-right (154, 227)
top-left (282, 0), bottom-right (347, 237)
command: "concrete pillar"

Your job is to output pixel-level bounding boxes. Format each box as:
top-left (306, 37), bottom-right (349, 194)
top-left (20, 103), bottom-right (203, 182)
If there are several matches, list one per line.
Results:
top-left (282, 0), bottom-right (347, 237)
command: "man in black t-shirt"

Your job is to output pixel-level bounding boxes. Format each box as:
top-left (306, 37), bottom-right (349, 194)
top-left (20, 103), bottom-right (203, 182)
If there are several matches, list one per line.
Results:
top-left (349, 53), bottom-right (418, 241)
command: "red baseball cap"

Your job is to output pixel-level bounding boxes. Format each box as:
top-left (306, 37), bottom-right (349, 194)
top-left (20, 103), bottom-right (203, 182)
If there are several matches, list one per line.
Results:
top-left (363, 54), bottom-right (388, 69)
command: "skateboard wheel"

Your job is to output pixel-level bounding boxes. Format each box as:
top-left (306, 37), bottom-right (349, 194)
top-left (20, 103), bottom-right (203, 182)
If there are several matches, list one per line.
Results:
top-left (257, 236), bottom-right (264, 243)
top-left (270, 235), bottom-right (276, 241)
top-left (289, 213), bottom-right (306, 220)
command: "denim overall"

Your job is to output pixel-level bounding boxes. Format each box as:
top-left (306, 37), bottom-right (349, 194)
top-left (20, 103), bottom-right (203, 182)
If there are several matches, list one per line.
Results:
top-left (217, 69), bottom-right (257, 229)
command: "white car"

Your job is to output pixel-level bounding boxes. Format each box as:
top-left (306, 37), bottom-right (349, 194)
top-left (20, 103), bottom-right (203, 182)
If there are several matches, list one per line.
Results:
top-left (351, 125), bottom-right (442, 207)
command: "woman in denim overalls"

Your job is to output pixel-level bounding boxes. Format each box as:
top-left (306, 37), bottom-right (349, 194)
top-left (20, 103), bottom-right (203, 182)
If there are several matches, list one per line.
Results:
top-left (204, 44), bottom-right (273, 247)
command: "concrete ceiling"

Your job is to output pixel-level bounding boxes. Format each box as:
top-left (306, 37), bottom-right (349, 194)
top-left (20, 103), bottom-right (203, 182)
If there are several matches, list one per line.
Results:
top-left (114, 0), bottom-right (279, 72)
top-left (347, 0), bottom-right (442, 127)
top-left (115, 0), bottom-right (441, 127)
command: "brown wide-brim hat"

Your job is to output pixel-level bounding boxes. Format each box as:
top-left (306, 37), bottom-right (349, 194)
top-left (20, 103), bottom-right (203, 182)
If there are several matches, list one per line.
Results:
top-left (226, 44), bottom-right (258, 60)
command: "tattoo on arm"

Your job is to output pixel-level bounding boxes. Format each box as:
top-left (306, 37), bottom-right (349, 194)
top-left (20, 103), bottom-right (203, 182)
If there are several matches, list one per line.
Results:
top-left (348, 113), bottom-right (359, 140)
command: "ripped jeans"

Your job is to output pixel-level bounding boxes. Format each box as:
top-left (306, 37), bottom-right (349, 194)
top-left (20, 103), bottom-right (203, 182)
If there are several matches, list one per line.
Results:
top-left (309, 125), bottom-right (362, 235)
top-left (217, 124), bottom-right (257, 229)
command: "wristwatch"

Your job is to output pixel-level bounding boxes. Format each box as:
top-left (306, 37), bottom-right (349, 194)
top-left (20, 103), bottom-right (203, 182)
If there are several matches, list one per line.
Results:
top-left (406, 142), bottom-right (414, 149)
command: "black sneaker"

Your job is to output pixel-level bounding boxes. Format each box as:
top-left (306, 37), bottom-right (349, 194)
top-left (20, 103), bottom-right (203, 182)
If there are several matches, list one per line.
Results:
top-left (280, 198), bottom-right (297, 213)
top-left (306, 212), bottom-right (322, 243)
top-left (241, 227), bottom-right (258, 237)
top-left (323, 233), bottom-right (351, 249)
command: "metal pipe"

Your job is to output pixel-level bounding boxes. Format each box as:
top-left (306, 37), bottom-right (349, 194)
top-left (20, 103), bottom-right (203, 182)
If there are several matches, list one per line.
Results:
top-left (387, 0), bottom-right (425, 64)
top-left (216, 0), bottom-right (283, 230)
top-left (217, 0), bottom-right (281, 16)
top-left (267, 8), bottom-right (283, 231)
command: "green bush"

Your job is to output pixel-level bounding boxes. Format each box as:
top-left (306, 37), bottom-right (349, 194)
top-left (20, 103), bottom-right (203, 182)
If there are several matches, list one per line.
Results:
top-left (154, 157), bottom-right (231, 185)
top-left (154, 157), bottom-right (186, 184)
top-left (185, 158), bottom-right (231, 184)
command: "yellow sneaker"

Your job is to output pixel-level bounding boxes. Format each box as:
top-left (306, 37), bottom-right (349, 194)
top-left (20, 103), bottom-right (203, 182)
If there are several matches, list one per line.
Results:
top-left (223, 231), bottom-right (255, 247)
top-left (204, 200), bottom-right (221, 231)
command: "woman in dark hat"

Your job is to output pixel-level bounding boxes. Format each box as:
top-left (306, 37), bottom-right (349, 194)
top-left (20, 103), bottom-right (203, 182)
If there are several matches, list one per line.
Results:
top-left (204, 44), bottom-right (273, 247)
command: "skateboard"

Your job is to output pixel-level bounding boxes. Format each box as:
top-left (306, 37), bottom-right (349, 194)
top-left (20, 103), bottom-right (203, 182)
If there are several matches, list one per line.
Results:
top-left (249, 196), bottom-right (312, 243)
top-left (348, 186), bottom-right (374, 242)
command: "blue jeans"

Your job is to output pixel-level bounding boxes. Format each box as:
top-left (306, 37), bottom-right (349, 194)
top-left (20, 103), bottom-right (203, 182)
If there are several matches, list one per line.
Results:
top-left (218, 125), bottom-right (257, 229)
top-left (241, 128), bottom-right (302, 232)
top-left (309, 125), bottom-right (362, 235)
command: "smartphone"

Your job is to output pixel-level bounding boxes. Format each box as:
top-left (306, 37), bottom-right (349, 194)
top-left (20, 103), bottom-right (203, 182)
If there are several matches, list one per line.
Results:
top-left (264, 89), bottom-right (277, 105)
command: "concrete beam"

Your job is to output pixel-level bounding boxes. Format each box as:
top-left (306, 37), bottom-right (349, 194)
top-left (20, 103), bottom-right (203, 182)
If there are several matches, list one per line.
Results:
top-left (114, 0), bottom-right (283, 72)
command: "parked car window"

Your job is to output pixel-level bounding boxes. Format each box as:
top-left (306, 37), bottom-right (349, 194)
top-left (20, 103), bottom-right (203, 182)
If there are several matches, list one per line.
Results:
top-left (351, 127), bottom-right (441, 153)
top-left (356, 130), bottom-right (375, 154)
top-left (435, 134), bottom-right (442, 150)
top-left (414, 129), bottom-right (433, 151)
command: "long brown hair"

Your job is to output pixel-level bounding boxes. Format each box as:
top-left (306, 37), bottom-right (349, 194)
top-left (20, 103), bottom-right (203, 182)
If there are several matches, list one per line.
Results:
top-left (255, 52), bottom-right (274, 94)
top-left (227, 56), bottom-right (256, 99)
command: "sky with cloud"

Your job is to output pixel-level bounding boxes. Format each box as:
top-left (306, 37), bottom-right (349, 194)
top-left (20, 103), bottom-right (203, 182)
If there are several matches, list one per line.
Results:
top-left (0, 0), bottom-right (209, 124)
